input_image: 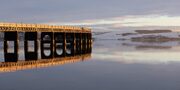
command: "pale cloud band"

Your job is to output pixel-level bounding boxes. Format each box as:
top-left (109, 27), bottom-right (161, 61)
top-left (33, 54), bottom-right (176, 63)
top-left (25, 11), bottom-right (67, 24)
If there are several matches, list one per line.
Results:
top-left (46, 15), bottom-right (180, 28)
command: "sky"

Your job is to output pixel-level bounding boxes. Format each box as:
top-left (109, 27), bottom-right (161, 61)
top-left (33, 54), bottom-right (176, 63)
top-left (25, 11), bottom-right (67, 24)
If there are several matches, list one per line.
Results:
top-left (0, 0), bottom-right (180, 31)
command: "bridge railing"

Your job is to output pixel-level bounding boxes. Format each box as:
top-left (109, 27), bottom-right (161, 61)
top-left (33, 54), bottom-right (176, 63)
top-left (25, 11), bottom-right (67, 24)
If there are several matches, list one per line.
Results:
top-left (0, 22), bottom-right (91, 33)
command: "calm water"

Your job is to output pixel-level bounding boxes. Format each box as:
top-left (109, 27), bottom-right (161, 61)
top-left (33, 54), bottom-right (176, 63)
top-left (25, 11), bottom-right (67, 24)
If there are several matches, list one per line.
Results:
top-left (1, 40), bottom-right (180, 90)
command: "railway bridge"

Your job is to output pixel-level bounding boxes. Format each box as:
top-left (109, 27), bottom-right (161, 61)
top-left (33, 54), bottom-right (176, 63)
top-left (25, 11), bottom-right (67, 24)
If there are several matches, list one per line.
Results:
top-left (0, 22), bottom-right (92, 62)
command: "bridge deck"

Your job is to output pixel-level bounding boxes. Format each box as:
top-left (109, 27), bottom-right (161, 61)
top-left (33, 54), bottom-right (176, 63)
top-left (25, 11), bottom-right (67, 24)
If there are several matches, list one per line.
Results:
top-left (0, 22), bottom-right (91, 33)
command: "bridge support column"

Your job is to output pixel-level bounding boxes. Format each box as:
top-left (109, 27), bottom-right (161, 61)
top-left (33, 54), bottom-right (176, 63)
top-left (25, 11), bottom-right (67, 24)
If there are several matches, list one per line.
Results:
top-left (87, 33), bottom-right (92, 53)
top-left (54, 32), bottom-right (66, 57)
top-left (75, 33), bottom-right (82, 55)
top-left (85, 33), bottom-right (88, 54)
top-left (4, 31), bottom-right (18, 62)
top-left (41, 32), bottom-right (54, 59)
top-left (86, 33), bottom-right (90, 53)
top-left (73, 33), bottom-right (76, 56)
top-left (82, 33), bottom-right (87, 54)
top-left (66, 33), bottom-right (75, 56)
top-left (24, 32), bottom-right (38, 60)
top-left (63, 33), bottom-right (66, 57)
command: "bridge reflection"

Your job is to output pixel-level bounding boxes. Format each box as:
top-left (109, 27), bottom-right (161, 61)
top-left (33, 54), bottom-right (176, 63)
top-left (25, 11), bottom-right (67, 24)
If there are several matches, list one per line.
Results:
top-left (0, 54), bottom-right (91, 73)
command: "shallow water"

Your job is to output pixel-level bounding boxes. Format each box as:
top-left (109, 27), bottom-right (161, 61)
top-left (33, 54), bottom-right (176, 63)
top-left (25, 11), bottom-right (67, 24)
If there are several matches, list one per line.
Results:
top-left (1, 40), bottom-right (180, 90)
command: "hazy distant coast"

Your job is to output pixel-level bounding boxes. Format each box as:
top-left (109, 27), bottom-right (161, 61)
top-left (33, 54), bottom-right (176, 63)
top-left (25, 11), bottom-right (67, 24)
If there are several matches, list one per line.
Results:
top-left (93, 29), bottom-right (180, 43)
top-left (127, 30), bottom-right (180, 42)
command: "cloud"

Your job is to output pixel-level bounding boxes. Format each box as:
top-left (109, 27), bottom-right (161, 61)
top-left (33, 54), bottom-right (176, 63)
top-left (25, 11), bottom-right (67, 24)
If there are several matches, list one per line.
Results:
top-left (46, 14), bottom-right (180, 28)
top-left (0, 0), bottom-right (180, 23)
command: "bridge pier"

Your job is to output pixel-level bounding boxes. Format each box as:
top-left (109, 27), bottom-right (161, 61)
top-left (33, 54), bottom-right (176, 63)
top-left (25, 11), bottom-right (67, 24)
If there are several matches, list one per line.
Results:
top-left (73, 33), bottom-right (76, 56)
top-left (54, 32), bottom-right (66, 57)
top-left (86, 33), bottom-right (90, 53)
top-left (4, 31), bottom-right (18, 62)
top-left (85, 33), bottom-right (89, 53)
top-left (82, 33), bottom-right (87, 54)
top-left (75, 33), bottom-right (82, 55)
top-left (41, 32), bottom-right (54, 59)
top-left (24, 32), bottom-right (38, 60)
top-left (88, 33), bottom-right (92, 53)
top-left (66, 33), bottom-right (75, 56)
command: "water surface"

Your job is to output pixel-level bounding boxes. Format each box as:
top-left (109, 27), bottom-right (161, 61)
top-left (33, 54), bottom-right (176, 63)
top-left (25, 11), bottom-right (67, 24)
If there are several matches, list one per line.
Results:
top-left (1, 40), bottom-right (180, 90)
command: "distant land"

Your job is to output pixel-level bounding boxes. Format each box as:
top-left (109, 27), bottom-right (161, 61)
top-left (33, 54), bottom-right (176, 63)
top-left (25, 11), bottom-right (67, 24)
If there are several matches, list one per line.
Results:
top-left (93, 29), bottom-right (180, 42)
top-left (131, 35), bottom-right (180, 43)
top-left (135, 30), bottom-right (172, 34)
top-left (129, 30), bottom-right (180, 42)
top-left (117, 30), bottom-right (172, 36)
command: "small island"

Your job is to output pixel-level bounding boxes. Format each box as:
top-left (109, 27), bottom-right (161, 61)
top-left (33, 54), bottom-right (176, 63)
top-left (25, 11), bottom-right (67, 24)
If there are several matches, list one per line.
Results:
top-left (135, 30), bottom-right (172, 34)
top-left (119, 30), bottom-right (180, 42)
top-left (131, 35), bottom-right (180, 42)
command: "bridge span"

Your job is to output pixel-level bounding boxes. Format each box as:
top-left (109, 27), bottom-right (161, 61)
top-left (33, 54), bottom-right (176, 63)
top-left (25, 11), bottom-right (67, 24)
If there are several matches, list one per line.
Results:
top-left (0, 22), bottom-right (92, 62)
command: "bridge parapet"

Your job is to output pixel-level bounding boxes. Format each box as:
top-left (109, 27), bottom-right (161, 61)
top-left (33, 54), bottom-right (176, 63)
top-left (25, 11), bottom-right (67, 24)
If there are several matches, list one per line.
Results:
top-left (0, 22), bottom-right (91, 33)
